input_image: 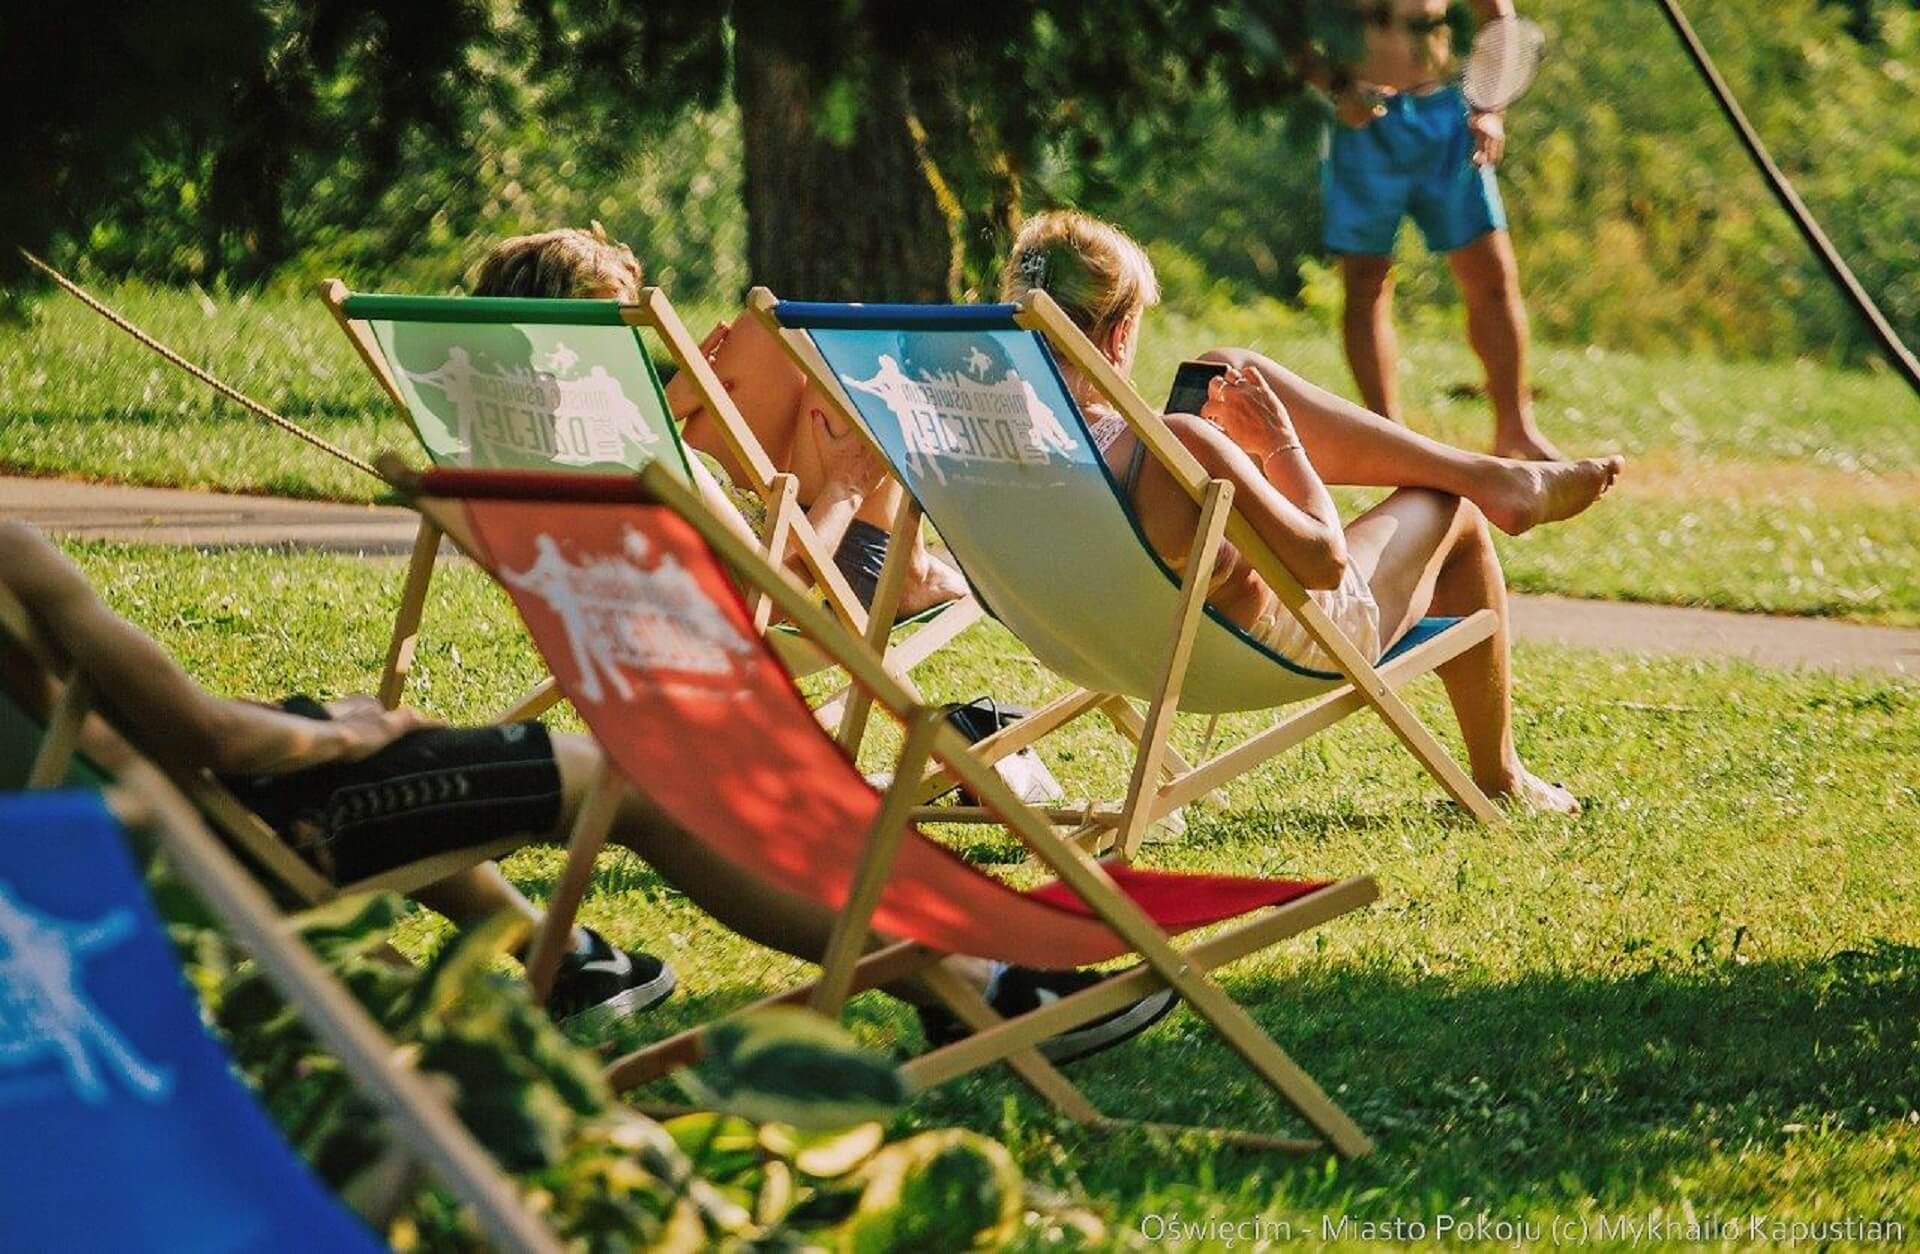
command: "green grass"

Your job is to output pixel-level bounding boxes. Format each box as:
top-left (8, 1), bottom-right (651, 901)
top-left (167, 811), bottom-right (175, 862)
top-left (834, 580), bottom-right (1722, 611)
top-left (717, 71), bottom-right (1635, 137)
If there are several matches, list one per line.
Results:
top-left (65, 541), bottom-right (1920, 1238)
top-left (8, 285), bottom-right (1920, 623)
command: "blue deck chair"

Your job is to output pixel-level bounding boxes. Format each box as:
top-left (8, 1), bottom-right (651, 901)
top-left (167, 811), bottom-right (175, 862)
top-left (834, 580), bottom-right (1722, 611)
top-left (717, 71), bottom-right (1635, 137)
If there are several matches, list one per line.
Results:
top-left (751, 290), bottom-right (1503, 856)
top-left (0, 782), bottom-right (556, 1252)
top-left (321, 284), bottom-right (981, 725)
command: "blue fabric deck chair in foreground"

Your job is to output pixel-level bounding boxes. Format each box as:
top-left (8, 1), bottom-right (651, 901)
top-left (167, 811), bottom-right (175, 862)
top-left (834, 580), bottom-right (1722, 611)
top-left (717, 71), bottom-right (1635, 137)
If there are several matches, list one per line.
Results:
top-left (751, 290), bottom-right (1504, 857)
top-left (0, 776), bottom-right (558, 1252)
top-left (320, 284), bottom-right (981, 727)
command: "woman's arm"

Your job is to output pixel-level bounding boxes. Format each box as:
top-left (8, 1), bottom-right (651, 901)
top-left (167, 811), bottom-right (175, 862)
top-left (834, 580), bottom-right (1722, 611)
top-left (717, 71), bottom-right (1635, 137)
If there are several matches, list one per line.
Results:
top-left (0, 523), bottom-right (434, 776)
top-left (1139, 414), bottom-right (1349, 591)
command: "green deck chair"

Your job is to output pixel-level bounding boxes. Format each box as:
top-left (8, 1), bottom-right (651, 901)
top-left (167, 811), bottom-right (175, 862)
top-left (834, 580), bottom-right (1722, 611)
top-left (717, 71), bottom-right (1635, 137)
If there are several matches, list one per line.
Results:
top-left (321, 284), bottom-right (982, 727)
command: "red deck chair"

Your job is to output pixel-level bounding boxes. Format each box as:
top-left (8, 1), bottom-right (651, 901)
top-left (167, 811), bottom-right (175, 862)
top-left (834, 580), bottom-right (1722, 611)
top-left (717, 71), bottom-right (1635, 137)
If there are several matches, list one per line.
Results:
top-left (393, 457), bottom-right (1382, 1157)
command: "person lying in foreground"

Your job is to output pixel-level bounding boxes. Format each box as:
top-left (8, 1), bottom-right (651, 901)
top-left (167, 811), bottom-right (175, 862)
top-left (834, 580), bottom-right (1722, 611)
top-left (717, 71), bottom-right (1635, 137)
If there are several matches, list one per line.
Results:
top-left (472, 226), bottom-right (968, 615)
top-left (0, 522), bottom-right (1173, 1060)
top-left (1001, 211), bottom-right (1627, 814)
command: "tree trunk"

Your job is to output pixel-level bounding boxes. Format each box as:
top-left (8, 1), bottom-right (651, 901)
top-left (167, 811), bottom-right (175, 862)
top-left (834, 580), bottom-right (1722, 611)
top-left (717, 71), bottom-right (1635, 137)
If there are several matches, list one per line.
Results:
top-left (733, 2), bottom-right (955, 302)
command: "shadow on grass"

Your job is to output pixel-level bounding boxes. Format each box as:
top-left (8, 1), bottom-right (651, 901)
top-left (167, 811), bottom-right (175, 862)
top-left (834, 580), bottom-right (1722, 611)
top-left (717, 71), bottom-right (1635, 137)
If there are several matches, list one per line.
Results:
top-left (596, 942), bottom-right (1920, 1211)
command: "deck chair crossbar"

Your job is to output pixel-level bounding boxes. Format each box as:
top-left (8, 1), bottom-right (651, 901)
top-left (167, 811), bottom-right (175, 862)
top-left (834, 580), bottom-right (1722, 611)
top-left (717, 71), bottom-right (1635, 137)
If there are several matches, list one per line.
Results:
top-left (398, 458), bottom-right (1385, 1158)
top-left (322, 283), bottom-right (979, 727)
top-left (749, 291), bottom-right (1503, 855)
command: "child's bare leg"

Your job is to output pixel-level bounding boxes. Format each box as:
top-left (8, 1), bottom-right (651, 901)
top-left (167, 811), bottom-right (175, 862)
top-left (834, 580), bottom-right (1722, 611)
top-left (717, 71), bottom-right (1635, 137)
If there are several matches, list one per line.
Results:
top-left (1339, 489), bottom-right (1578, 813)
top-left (1200, 347), bottom-right (1621, 537)
top-left (849, 479), bottom-right (968, 616)
top-left (411, 864), bottom-right (542, 931)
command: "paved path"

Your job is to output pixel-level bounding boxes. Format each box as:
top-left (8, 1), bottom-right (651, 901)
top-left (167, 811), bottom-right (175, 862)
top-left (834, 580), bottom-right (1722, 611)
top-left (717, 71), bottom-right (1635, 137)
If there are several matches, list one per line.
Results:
top-left (7, 475), bottom-right (1917, 677)
top-left (0, 476), bottom-right (420, 555)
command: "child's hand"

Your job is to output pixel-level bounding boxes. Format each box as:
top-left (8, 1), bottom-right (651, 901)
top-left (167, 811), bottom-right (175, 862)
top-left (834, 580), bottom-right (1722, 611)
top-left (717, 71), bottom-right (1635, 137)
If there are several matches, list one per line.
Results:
top-left (812, 407), bottom-right (887, 495)
top-left (1201, 366), bottom-right (1298, 459)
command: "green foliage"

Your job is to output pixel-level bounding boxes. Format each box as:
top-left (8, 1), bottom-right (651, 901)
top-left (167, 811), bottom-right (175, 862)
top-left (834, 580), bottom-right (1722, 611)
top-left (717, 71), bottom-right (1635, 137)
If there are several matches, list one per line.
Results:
top-left (171, 882), bottom-right (1098, 1248)
top-left (1077, 0), bottom-right (1920, 365)
top-left (12, 0), bottom-right (1916, 364)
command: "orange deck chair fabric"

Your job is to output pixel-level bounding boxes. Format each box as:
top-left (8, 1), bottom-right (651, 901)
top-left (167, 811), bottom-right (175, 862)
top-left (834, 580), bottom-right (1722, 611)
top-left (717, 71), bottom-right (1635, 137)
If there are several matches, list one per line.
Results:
top-left (418, 467), bottom-right (1332, 966)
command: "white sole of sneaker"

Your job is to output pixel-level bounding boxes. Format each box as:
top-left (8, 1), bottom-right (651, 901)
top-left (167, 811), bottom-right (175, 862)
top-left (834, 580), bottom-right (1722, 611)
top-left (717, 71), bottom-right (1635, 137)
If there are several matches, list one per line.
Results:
top-left (559, 962), bottom-right (679, 1029)
top-left (1039, 986), bottom-right (1179, 1064)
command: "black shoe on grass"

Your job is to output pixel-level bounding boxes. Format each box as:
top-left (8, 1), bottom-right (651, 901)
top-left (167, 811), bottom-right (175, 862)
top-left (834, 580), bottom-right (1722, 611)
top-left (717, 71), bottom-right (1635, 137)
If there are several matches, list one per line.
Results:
top-left (918, 965), bottom-right (1177, 1065)
top-left (546, 927), bottom-right (677, 1026)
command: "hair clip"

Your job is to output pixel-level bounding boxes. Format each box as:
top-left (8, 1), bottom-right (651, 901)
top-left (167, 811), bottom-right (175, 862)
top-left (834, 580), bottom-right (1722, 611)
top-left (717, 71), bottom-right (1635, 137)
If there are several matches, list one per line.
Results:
top-left (1019, 249), bottom-right (1049, 289)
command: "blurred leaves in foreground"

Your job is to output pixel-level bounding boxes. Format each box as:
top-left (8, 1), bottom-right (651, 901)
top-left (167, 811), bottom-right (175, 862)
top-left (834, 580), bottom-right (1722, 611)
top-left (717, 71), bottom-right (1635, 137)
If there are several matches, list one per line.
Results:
top-left (176, 886), bottom-right (1102, 1250)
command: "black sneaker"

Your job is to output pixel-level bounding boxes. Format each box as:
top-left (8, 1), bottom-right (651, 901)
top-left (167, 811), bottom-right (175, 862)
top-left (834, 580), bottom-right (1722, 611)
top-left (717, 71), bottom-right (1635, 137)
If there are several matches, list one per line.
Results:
top-left (545, 927), bottom-right (677, 1026)
top-left (918, 965), bottom-right (1178, 1065)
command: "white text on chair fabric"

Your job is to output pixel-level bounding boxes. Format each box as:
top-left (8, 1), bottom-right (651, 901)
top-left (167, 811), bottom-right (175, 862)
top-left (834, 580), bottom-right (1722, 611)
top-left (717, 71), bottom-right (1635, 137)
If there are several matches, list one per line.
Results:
top-left (369, 319), bottom-right (681, 473)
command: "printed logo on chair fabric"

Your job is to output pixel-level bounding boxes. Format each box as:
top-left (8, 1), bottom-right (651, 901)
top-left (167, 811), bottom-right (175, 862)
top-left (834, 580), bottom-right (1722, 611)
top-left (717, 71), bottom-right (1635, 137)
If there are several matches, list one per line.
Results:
top-left (403, 344), bottom-right (660, 467)
top-left (501, 527), bottom-right (754, 702)
top-left (843, 350), bottom-right (1078, 486)
top-left (0, 882), bottom-right (173, 1107)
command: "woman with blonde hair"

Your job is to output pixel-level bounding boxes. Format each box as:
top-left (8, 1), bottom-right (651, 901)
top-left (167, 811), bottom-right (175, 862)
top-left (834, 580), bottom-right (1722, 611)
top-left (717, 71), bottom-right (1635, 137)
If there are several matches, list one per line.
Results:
top-left (1002, 210), bottom-right (1625, 813)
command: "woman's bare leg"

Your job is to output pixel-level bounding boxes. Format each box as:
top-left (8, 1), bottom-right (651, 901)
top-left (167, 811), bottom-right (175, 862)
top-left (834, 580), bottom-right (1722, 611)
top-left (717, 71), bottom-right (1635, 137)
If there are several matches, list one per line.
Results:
top-left (1339, 488), bottom-right (1578, 813)
top-left (1200, 347), bottom-right (1622, 537)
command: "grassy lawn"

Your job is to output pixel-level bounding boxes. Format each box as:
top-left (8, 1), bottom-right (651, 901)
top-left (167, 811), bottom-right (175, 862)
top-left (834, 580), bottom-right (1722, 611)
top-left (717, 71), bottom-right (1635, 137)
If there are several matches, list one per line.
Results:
top-left (9, 285), bottom-right (1920, 625)
top-left (66, 541), bottom-right (1920, 1238)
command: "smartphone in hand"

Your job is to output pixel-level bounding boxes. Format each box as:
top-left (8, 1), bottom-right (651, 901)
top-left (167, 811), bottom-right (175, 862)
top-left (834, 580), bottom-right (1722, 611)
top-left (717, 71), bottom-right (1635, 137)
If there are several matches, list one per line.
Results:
top-left (1165, 360), bottom-right (1228, 416)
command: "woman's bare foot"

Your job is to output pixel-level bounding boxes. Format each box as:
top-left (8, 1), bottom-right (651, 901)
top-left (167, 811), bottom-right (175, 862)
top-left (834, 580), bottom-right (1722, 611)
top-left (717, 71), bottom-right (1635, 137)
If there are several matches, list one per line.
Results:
top-left (1494, 428), bottom-right (1565, 461)
top-left (899, 551), bottom-right (970, 616)
top-left (1476, 455), bottom-right (1626, 536)
top-left (1483, 768), bottom-right (1582, 816)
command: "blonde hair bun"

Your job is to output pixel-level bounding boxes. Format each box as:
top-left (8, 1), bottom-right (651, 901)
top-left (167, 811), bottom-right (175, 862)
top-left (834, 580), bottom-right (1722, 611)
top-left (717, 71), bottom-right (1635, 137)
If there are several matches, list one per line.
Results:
top-left (1000, 210), bottom-right (1160, 342)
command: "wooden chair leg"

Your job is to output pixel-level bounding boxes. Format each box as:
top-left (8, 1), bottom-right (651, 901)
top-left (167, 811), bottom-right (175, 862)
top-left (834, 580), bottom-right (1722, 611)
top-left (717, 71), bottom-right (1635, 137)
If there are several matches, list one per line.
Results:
top-left (752, 473), bottom-right (800, 633)
top-left (525, 759), bottom-right (625, 1004)
top-left (1102, 697), bottom-right (1224, 809)
top-left (1115, 479), bottom-right (1232, 859)
top-left (913, 963), bottom-right (1102, 1124)
top-left (899, 878), bottom-right (1381, 1158)
top-left (811, 709), bottom-right (943, 1015)
top-left (604, 941), bottom-right (938, 1091)
top-left (28, 670), bottom-right (94, 789)
top-left (836, 494), bottom-right (920, 754)
top-left (493, 674), bottom-right (566, 724)
top-left (379, 518), bottom-right (441, 710)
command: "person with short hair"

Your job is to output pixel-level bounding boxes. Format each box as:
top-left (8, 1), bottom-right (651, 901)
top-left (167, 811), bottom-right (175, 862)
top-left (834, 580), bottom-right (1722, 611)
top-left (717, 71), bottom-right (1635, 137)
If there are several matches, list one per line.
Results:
top-left (1302, 0), bottom-right (1558, 460)
top-left (1003, 209), bottom-right (1623, 813)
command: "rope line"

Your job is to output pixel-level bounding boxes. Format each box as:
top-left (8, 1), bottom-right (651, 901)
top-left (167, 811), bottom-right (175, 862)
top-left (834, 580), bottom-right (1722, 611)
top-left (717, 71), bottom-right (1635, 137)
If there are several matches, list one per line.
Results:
top-left (18, 250), bottom-right (382, 480)
top-left (1655, 0), bottom-right (1920, 400)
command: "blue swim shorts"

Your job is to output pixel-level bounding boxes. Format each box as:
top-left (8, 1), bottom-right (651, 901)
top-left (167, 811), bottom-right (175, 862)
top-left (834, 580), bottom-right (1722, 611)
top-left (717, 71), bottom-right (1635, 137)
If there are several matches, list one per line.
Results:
top-left (1321, 84), bottom-right (1507, 256)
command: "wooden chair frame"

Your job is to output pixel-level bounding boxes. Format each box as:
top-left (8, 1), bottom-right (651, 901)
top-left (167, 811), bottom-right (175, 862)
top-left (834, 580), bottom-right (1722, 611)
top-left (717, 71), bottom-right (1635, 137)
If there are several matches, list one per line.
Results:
top-left (399, 456), bottom-right (1383, 1158)
top-left (104, 766), bottom-right (561, 1252)
top-left (319, 281), bottom-right (982, 725)
top-left (747, 288), bottom-right (1503, 857)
